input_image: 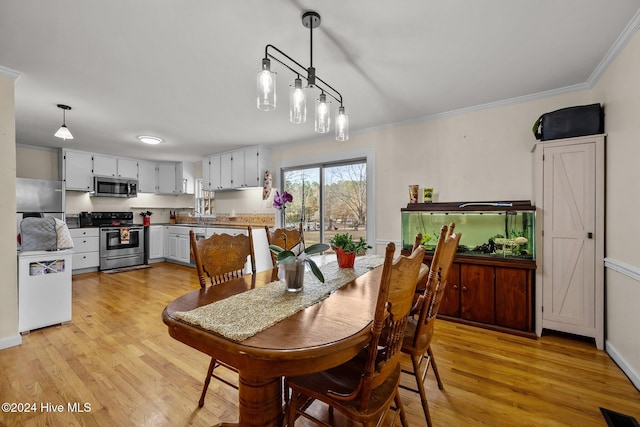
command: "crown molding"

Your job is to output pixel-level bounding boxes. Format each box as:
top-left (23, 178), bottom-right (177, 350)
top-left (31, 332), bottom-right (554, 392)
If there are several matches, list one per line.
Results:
top-left (587, 7), bottom-right (640, 87)
top-left (0, 65), bottom-right (22, 82)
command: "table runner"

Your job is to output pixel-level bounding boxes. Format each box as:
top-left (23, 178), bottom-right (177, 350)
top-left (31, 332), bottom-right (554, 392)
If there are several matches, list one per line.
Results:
top-left (174, 255), bottom-right (385, 342)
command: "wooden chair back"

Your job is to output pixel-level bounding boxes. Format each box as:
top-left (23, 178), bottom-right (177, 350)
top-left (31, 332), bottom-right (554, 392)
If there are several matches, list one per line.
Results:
top-left (329, 242), bottom-right (425, 410)
top-left (190, 227), bottom-right (256, 288)
top-left (412, 223), bottom-right (461, 350)
top-left (265, 224), bottom-right (304, 265)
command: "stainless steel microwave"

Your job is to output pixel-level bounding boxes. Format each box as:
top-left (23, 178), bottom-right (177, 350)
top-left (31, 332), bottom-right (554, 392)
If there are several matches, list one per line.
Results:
top-left (93, 176), bottom-right (138, 198)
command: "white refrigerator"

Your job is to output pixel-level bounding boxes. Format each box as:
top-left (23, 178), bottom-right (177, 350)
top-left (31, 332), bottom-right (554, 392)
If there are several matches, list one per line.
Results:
top-left (18, 250), bottom-right (72, 333)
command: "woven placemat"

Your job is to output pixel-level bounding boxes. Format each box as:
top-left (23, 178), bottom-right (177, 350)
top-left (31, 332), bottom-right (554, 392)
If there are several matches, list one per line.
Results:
top-left (174, 255), bottom-right (385, 341)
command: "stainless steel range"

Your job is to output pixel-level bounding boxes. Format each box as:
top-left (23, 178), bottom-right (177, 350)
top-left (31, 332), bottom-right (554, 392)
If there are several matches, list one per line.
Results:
top-left (92, 212), bottom-right (145, 271)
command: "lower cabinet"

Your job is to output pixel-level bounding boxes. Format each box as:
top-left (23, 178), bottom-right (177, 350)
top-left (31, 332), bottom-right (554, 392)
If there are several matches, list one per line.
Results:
top-left (69, 228), bottom-right (100, 273)
top-left (164, 226), bottom-right (202, 265)
top-left (148, 225), bottom-right (164, 261)
top-left (436, 257), bottom-right (535, 337)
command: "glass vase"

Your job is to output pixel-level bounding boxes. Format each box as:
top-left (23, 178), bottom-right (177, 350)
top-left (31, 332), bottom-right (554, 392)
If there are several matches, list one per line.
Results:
top-left (280, 259), bottom-right (305, 292)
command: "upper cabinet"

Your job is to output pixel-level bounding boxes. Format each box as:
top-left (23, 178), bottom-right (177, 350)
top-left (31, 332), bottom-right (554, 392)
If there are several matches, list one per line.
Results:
top-left (93, 154), bottom-right (138, 179)
top-left (92, 154), bottom-right (117, 177)
top-left (138, 160), bottom-right (158, 193)
top-left (242, 145), bottom-right (269, 188)
top-left (176, 161), bottom-right (195, 194)
top-left (202, 154), bottom-right (221, 191)
top-left (117, 158), bottom-right (139, 179)
top-left (202, 145), bottom-right (270, 191)
top-left (157, 161), bottom-right (195, 194)
top-left (62, 149), bottom-right (93, 191)
top-left (158, 162), bottom-right (177, 194)
top-left (61, 148), bottom-right (194, 195)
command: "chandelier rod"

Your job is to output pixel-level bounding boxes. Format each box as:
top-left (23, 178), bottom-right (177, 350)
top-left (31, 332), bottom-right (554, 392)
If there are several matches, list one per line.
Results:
top-left (264, 44), bottom-right (343, 106)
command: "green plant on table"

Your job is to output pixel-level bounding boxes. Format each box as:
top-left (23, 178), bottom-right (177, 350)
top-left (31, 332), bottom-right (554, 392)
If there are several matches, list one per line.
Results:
top-left (269, 243), bottom-right (330, 283)
top-left (329, 233), bottom-right (372, 255)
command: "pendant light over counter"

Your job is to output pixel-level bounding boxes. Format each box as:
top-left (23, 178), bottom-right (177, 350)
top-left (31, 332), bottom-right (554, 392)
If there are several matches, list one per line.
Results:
top-left (54, 104), bottom-right (73, 140)
top-left (257, 11), bottom-right (349, 141)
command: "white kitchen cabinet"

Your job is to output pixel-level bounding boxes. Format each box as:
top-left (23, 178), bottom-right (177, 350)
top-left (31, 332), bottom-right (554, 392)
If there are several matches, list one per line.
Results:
top-left (202, 154), bottom-right (221, 191)
top-left (148, 225), bottom-right (164, 261)
top-left (158, 162), bottom-right (177, 194)
top-left (177, 234), bottom-right (190, 263)
top-left (138, 160), bottom-right (158, 193)
top-left (62, 149), bottom-right (94, 191)
top-left (166, 229), bottom-right (179, 260)
top-left (230, 149), bottom-right (245, 188)
top-left (69, 228), bottom-right (100, 272)
top-left (117, 158), bottom-right (139, 178)
top-left (176, 161), bottom-right (195, 194)
top-left (164, 226), bottom-right (201, 264)
top-left (220, 152), bottom-right (233, 189)
top-left (92, 154), bottom-right (118, 177)
top-left (201, 145), bottom-right (271, 191)
top-left (242, 145), bottom-right (270, 188)
top-left (93, 155), bottom-right (138, 179)
top-left (222, 149), bottom-right (247, 189)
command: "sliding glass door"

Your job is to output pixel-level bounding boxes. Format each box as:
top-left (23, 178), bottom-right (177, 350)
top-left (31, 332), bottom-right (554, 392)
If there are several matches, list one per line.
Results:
top-left (282, 159), bottom-right (367, 249)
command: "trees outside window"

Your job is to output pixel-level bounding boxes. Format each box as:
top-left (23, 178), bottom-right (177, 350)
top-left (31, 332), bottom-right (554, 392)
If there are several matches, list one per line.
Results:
top-left (282, 159), bottom-right (366, 249)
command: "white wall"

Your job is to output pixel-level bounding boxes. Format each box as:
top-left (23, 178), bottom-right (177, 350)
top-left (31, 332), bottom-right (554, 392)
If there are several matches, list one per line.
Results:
top-left (270, 90), bottom-right (593, 246)
top-left (16, 144), bottom-right (59, 180)
top-left (269, 31), bottom-right (640, 388)
top-left (0, 73), bottom-right (19, 349)
top-left (592, 27), bottom-right (640, 388)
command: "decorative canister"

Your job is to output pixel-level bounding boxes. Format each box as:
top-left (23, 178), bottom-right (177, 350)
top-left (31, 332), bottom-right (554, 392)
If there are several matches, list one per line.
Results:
top-left (408, 185), bottom-right (419, 204)
top-left (423, 187), bottom-right (434, 203)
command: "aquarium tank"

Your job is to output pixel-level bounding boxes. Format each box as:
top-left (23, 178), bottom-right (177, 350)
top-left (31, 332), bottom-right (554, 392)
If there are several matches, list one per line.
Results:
top-left (401, 201), bottom-right (535, 260)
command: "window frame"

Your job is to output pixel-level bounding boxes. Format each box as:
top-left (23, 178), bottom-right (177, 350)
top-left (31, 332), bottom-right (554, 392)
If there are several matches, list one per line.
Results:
top-left (274, 147), bottom-right (376, 250)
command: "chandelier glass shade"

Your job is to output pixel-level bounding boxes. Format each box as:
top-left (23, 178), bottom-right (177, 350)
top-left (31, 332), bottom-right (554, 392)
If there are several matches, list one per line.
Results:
top-left (289, 77), bottom-right (306, 124)
top-left (54, 104), bottom-right (73, 140)
top-left (257, 11), bottom-right (348, 141)
top-left (336, 106), bottom-right (349, 141)
top-left (315, 93), bottom-right (330, 133)
top-left (257, 58), bottom-right (276, 111)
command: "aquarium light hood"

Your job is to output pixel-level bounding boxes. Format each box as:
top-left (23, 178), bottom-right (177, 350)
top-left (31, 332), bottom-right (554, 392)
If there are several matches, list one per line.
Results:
top-left (458, 202), bottom-right (513, 208)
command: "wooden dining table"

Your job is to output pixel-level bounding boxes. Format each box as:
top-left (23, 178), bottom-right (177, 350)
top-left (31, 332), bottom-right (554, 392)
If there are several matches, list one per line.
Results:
top-left (162, 255), bottom-right (417, 427)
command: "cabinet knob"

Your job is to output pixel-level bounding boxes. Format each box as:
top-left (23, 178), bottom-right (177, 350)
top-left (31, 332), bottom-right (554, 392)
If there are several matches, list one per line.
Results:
top-left (452, 284), bottom-right (459, 290)
top-left (462, 286), bottom-right (468, 292)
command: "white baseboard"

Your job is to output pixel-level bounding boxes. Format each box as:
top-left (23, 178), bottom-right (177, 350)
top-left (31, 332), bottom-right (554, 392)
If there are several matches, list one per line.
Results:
top-left (606, 340), bottom-right (640, 391)
top-left (0, 334), bottom-right (22, 350)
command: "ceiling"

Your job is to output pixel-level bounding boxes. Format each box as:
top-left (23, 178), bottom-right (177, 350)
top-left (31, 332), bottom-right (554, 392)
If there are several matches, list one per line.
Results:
top-left (2, 1), bottom-right (640, 162)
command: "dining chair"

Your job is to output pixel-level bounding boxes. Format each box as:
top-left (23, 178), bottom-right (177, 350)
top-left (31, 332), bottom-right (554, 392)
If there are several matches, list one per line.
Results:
top-left (265, 223), bottom-right (304, 266)
top-left (401, 223), bottom-right (461, 427)
top-left (285, 242), bottom-right (426, 427)
top-left (189, 227), bottom-right (256, 407)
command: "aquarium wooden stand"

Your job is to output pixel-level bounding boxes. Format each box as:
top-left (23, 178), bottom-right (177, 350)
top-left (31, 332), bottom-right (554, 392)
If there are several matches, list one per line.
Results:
top-left (407, 252), bottom-right (537, 338)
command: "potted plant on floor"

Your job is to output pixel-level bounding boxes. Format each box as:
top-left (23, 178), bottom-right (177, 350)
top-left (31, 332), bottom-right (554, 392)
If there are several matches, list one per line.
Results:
top-left (329, 233), bottom-right (372, 268)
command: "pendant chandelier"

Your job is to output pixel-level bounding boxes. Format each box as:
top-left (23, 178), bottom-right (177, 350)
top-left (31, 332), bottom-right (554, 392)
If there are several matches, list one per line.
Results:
top-left (257, 11), bottom-right (349, 141)
top-left (54, 104), bottom-right (73, 140)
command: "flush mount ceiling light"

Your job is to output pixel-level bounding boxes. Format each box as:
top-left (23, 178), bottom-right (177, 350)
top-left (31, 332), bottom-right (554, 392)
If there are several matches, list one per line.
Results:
top-left (137, 135), bottom-right (163, 145)
top-left (257, 11), bottom-right (349, 141)
top-left (54, 104), bottom-right (73, 140)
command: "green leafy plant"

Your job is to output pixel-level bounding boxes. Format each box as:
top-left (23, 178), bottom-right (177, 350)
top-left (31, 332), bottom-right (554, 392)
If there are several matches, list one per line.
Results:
top-left (269, 243), bottom-right (330, 283)
top-left (329, 233), bottom-right (372, 255)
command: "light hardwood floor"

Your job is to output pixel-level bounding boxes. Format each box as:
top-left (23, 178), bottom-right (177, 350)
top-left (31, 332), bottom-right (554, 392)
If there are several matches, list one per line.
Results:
top-left (1, 262), bottom-right (639, 426)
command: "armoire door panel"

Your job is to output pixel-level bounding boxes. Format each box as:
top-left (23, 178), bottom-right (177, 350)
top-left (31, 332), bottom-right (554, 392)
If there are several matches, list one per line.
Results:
top-left (542, 142), bottom-right (596, 332)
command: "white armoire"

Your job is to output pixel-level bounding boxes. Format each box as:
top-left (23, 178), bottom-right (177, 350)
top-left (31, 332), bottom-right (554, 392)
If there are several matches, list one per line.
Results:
top-left (533, 134), bottom-right (605, 349)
